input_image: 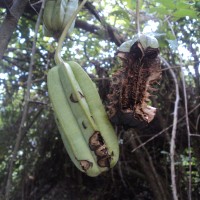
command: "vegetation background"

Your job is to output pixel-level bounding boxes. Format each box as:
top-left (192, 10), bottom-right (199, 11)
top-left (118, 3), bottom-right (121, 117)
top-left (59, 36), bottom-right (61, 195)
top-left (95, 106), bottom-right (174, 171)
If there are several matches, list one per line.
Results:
top-left (0, 0), bottom-right (199, 199)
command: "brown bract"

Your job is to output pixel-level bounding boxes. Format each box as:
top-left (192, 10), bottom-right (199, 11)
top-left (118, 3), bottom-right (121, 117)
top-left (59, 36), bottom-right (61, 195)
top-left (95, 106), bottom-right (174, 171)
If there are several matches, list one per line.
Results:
top-left (107, 41), bottom-right (161, 124)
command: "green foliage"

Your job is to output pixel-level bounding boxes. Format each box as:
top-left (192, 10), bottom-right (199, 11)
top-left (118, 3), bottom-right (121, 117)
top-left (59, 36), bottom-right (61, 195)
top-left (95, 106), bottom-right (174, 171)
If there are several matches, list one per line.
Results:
top-left (148, 0), bottom-right (198, 19)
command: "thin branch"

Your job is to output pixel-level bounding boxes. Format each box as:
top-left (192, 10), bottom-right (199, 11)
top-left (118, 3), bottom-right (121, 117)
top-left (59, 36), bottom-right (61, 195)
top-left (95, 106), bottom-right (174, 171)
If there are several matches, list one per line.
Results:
top-left (167, 18), bottom-right (192, 200)
top-left (190, 134), bottom-right (200, 137)
top-left (117, 161), bottom-right (128, 188)
top-left (132, 127), bottom-right (169, 153)
top-left (196, 114), bottom-right (200, 133)
top-left (180, 58), bottom-right (192, 200)
top-left (5, 1), bottom-right (45, 199)
top-left (161, 66), bottom-right (181, 71)
top-left (28, 100), bottom-right (48, 105)
top-left (161, 57), bottom-right (179, 200)
top-left (131, 102), bottom-right (200, 153)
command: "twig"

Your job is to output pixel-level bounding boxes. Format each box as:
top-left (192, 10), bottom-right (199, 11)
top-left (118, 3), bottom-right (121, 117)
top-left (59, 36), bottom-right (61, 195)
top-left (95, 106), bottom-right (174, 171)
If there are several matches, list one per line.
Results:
top-left (22, 76), bottom-right (46, 85)
top-left (161, 66), bottom-right (181, 71)
top-left (28, 100), bottom-right (48, 105)
top-left (5, 1), bottom-right (45, 199)
top-left (161, 57), bottom-right (179, 200)
top-left (167, 18), bottom-right (192, 200)
top-left (132, 127), bottom-right (169, 153)
top-left (131, 102), bottom-right (200, 153)
top-left (117, 161), bottom-right (128, 188)
top-left (196, 114), bottom-right (200, 133)
top-left (190, 134), bottom-right (200, 137)
top-left (180, 58), bottom-right (192, 200)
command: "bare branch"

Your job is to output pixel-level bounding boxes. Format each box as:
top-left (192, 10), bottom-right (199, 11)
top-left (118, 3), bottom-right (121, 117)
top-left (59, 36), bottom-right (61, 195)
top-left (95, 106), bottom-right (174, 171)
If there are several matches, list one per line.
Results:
top-left (180, 59), bottom-right (192, 200)
top-left (161, 57), bottom-right (179, 200)
top-left (131, 102), bottom-right (200, 152)
top-left (190, 134), bottom-right (200, 137)
top-left (167, 17), bottom-right (192, 200)
top-left (5, 1), bottom-right (45, 199)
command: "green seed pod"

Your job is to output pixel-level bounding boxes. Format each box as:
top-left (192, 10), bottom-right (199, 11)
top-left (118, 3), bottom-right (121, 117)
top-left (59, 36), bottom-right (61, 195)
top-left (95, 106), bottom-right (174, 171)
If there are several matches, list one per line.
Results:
top-left (43, 0), bottom-right (78, 38)
top-left (47, 0), bottom-right (119, 176)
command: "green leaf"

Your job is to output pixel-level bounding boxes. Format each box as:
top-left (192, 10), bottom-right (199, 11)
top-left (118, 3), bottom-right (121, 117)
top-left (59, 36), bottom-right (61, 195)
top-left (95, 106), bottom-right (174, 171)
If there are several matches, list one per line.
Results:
top-left (110, 10), bottom-right (130, 22)
top-left (149, 7), bottom-right (171, 15)
top-left (157, 0), bottom-right (176, 9)
top-left (173, 9), bottom-right (198, 19)
top-left (176, 2), bottom-right (191, 10)
top-left (126, 0), bottom-right (136, 10)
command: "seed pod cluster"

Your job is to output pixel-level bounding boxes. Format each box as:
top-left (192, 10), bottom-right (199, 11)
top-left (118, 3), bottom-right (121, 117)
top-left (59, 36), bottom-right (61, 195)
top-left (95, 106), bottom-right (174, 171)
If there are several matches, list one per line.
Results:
top-left (107, 34), bottom-right (162, 123)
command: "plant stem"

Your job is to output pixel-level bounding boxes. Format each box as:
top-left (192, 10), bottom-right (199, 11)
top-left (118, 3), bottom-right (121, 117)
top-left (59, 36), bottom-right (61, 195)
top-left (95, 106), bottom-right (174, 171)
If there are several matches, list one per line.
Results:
top-left (55, 0), bottom-right (88, 65)
top-left (162, 57), bottom-right (179, 200)
top-left (5, 0), bottom-right (45, 199)
top-left (136, 0), bottom-right (140, 35)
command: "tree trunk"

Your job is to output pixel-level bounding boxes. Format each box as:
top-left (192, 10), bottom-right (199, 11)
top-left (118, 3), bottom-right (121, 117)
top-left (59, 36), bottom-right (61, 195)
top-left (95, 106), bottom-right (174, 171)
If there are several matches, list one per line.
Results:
top-left (0, 0), bottom-right (28, 59)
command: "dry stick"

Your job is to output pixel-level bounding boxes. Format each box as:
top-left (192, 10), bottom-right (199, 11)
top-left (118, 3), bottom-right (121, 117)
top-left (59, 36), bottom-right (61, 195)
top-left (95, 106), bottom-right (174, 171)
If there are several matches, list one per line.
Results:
top-left (190, 134), bottom-right (200, 137)
top-left (5, 1), bottom-right (45, 199)
top-left (180, 58), bottom-right (192, 200)
top-left (167, 18), bottom-right (192, 200)
top-left (161, 66), bottom-right (181, 71)
top-left (162, 57), bottom-right (179, 200)
top-left (195, 114), bottom-right (200, 133)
